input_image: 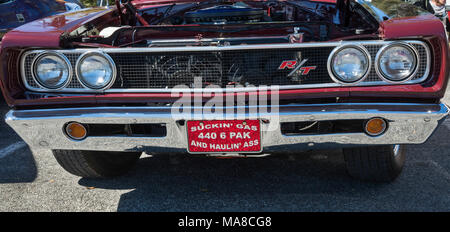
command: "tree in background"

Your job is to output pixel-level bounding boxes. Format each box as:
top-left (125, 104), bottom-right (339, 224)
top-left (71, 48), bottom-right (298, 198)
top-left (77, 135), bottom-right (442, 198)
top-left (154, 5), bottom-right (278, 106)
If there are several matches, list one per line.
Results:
top-left (371, 0), bottom-right (422, 17)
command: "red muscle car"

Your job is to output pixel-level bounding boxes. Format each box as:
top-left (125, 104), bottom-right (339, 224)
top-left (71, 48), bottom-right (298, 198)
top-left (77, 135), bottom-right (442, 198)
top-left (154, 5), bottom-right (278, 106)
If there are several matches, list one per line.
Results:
top-left (1, 0), bottom-right (449, 182)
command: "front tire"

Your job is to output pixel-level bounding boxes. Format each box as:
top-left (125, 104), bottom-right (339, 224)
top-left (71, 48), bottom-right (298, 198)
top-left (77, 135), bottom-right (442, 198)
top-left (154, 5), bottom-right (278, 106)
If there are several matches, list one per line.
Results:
top-left (343, 145), bottom-right (405, 182)
top-left (52, 150), bottom-right (141, 178)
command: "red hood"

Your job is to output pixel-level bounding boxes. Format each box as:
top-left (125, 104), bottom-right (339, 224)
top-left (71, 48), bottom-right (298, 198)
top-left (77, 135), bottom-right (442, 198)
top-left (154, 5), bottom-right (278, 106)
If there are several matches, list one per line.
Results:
top-left (1, 7), bottom-right (111, 48)
top-left (130, 0), bottom-right (339, 8)
top-left (130, 0), bottom-right (337, 3)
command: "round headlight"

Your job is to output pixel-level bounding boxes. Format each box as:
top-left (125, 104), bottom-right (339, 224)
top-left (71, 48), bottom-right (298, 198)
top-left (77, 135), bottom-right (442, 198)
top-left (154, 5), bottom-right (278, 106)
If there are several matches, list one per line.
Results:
top-left (33, 52), bottom-right (71, 89)
top-left (376, 43), bottom-right (418, 83)
top-left (328, 45), bottom-right (370, 84)
top-left (76, 52), bottom-right (116, 90)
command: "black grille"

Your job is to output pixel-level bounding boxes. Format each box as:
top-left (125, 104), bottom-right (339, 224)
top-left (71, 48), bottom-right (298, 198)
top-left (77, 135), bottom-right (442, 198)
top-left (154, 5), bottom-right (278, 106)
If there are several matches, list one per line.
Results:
top-left (109, 48), bottom-right (335, 89)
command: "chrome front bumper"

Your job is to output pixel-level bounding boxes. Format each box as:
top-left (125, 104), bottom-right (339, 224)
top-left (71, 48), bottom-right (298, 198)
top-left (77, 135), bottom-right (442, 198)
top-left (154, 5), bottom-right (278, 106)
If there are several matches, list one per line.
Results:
top-left (5, 103), bottom-right (449, 153)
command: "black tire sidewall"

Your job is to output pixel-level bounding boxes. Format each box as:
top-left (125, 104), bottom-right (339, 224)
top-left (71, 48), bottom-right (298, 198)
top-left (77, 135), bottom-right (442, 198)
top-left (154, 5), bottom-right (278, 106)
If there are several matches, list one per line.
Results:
top-left (82, 151), bottom-right (142, 177)
top-left (389, 145), bottom-right (406, 177)
top-left (343, 144), bottom-right (406, 182)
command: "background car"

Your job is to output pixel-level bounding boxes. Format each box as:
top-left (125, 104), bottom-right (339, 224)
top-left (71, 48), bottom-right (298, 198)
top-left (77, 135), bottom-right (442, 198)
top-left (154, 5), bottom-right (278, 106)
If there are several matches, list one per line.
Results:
top-left (447, 2), bottom-right (450, 18)
top-left (0, 0), bottom-right (84, 41)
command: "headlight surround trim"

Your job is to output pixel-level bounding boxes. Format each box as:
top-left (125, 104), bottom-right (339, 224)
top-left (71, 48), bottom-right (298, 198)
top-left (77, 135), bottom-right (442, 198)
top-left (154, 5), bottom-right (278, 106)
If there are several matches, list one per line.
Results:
top-left (327, 44), bottom-right (372, 85)
top-left (31, 51), bottom-right (72, 90)
top-left (75, 51), bottom-right (117, 90)
top-left (375, 42), bottom-right (419, 84)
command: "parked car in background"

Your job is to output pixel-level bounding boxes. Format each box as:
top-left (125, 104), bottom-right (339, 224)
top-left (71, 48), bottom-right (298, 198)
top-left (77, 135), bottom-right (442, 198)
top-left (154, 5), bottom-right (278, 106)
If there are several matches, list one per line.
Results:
top-left (447, 2), bottom-right (450, 18)
top-left (1, 0), bottom-right (449, 182)
top-left (0, 0), bottom-right (84, 40)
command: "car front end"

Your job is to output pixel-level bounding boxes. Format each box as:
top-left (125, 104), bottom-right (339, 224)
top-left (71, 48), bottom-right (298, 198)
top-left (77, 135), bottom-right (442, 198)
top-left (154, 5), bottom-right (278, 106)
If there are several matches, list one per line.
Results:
top-left (1, 0), bottom-right (449, 181)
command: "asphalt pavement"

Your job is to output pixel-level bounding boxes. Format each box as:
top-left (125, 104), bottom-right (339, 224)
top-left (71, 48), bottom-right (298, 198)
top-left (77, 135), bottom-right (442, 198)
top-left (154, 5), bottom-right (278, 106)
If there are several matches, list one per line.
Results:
top-left (0, 89), bottom-right (449, 212)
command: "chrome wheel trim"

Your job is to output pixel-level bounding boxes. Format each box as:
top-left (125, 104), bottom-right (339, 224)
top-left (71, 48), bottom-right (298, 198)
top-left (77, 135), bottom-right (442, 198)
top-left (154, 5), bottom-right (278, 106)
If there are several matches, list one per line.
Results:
top-left (393, 145), bottom-right (401, 157)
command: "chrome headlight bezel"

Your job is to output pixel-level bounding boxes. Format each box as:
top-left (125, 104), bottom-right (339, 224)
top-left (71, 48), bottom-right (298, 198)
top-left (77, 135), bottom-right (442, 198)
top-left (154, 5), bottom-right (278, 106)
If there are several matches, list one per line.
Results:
top-left (327, 44), bottom-right (372, 85)
top-left (75, 51), bottom-right (116, 90)
top-left (375, 42), bottom-right (419, 83)
top-left (31, 51), bottom-right (72, 90)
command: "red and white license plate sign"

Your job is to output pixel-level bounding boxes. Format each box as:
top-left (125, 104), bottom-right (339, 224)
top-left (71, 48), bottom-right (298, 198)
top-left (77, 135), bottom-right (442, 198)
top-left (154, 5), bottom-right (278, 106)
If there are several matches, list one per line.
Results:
top-left (187, 120), bottom-right (262, 153)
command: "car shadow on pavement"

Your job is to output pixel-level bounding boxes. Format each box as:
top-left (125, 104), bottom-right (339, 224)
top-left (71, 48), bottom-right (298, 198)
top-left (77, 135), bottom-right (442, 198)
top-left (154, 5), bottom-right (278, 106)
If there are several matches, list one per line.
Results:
top-left (0, 96), bottom-right (38, 183)
top-left (77, 122), bottom-right (450, 212)
top-left (407, 119), bottom-right (450, 172)
top-left (78, 149), bottom-right (399, 212)
top-left (0, 145), bottom-right (37, 183)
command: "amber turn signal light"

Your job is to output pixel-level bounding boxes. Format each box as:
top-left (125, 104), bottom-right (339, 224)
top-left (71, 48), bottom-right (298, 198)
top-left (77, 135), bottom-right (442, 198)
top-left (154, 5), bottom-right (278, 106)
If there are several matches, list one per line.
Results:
top-left (365, 118), bottom-right (387, 136)
top-left (65, 122), bottom-right (87, 140)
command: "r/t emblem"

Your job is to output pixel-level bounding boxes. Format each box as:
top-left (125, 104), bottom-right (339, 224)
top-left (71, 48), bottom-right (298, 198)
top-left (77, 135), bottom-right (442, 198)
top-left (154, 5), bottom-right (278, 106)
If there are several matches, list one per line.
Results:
top-left (278, 59), bottom-right (317, 77)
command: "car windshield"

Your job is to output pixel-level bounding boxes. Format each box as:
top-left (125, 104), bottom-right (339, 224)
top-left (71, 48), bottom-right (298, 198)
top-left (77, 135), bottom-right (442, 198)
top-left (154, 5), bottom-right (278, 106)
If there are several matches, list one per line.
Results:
top-left (364, 0), bottom-right (432, 19)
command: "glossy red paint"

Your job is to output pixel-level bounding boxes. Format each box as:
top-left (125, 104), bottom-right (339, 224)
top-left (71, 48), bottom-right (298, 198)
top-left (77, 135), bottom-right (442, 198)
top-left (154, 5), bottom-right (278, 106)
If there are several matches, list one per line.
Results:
top-left (132, 0), bottom-right (337, 3)
top-left (0, 8), bottom-right (111, 48)
top-left (131, 0), bottom-right (338, 8)
top-left (380, 15), bottom-right (447, 39)
top-left (94, 88), bottom-right (351, 106)
top-left (9, 88), bottom-right (350, 108)
top-left (131, 0), bottom-right (337, 10)
top-left (12, 95), bottom-right (98, 108)
top-left (310, 0), bottom-right (336, 3)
